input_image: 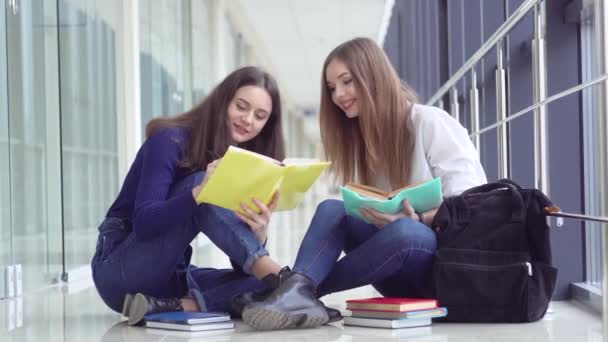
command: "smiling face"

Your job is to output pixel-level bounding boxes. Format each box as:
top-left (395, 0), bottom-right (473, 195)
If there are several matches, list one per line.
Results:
top-left (325, 58), bottom-right (359, 118)
top-left (227, 85), bottom-right (273, 143)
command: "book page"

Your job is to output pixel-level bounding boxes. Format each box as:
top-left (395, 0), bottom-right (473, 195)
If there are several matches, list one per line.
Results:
top-left (388, 179), bottom-right (432, 198)
top-left (197, 146), bottom-right (284, 213)
top-left (341, 177), bottom-right (443, 223)
top-left (345, 183), bottom-right (389, 199)
top-left (231, 145), bottom-right (282, 165)
top-left (275, 161), bottom-right (330, 210)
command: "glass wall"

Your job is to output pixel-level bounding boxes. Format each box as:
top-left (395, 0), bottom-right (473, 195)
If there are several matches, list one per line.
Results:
top-left (5, 0), bottom-right (63, 291)
top-left (0, 0), bottom-right (11, 296)
top-left (190, 0), bottom-right (212, 101)
top-left (224, 16), bottom-right (241, 72)
top-left (0, 0), bottom-right (306, 294)
top-left (141, 0), bottom-right (188, 127)
top-left (58, 0), bottom-right (122, 274)
top-left (139, 0), bottom-right (214, 129)
top-left (581, 3), bottom-right (603, 290)
top-left (0, 0), bottom-right (124, 289)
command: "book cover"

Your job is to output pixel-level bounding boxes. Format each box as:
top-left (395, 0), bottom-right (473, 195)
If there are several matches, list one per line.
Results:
top-left (340, 177), bottom-right (443, 223)
top-left (144, 311), bottom-right (231, 325)
top-left (343, 316), bottom-right (431, 329)
top-left (145, 320), bottom-right (235, 332)
top-left (346, 297), bottom-right (437, 312)
top-left (143, 327), bottom-right (234, 341)
top-left (196, 146), bottom-right (330, 213)
top-left (349, 307), bottom-right (447, 320)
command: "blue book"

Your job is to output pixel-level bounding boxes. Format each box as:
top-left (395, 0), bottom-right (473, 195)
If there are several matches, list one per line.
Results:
top-left (144, 311), bottom-right (231, 325)
top-left (341, 177), bottom-right (443, 223)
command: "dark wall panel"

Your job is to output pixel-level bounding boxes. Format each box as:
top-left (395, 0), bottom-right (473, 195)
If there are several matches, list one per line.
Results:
top-left (384, 0), bottom-right (584, 300)
top-left (384, 0), bottom-right (445, 102)
top-left (506, 0), bottom-right (536, 189)
top-left (544, 0), bottom-right (584, 300)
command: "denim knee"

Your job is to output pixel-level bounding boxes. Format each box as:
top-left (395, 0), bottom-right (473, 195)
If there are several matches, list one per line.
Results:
top-left (198, 204), bottom-right (269, 276)
top-left (381, 219), bottom-right (437, 253)
top-left (312, 199), bottom-right (347, 227)
top-left (316, 199), bottom-right (345, 215)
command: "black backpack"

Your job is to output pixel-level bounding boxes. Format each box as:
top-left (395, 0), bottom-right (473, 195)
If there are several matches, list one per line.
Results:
top-left (431, 179), bottom-right (558, 322)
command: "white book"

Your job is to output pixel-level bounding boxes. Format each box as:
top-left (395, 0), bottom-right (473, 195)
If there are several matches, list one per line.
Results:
top-left (349, 307), bottom-right (447, 320)
top-left (145, 320), bottom-right (234, 332)
top-left (344, 316), bottom-right (431, 329)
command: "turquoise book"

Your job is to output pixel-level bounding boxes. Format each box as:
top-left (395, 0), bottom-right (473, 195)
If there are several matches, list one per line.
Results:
top-left (340, 177), bottom-right (443, 222)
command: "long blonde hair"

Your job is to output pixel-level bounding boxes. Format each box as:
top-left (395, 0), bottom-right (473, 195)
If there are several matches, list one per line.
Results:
top-left (320, 37), bottom-right (418, 189)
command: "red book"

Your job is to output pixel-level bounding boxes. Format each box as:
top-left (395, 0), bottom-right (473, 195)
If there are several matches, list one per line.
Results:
top-left (346, 297), bottom-right (437, 312)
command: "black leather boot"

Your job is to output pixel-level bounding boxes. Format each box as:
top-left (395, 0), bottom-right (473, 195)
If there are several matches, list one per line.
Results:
top-left (231, 271), bottom-right (281, 317)
top-left (325, 306), bottom-right (343, 324)
top-left (235, 289), bottom-right (343, 323)
top-left (242, 270), bottom-right (329, 330)
top-left (125, 293), bottom-right (183, 326)
top-left (232, 268), bottom-right (343, 323)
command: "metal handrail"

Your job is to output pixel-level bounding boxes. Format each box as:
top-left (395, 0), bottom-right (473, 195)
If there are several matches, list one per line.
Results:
top-left (426, 0), bottom-right (542, 106)
top-left (470, 72), bottom-right (608, 138)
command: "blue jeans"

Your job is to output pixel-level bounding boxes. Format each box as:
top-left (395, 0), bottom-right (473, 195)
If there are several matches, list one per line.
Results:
top-left (91, 172), bottom-right (268, 314)
top-left (293, 199), bottom-right (437, 298)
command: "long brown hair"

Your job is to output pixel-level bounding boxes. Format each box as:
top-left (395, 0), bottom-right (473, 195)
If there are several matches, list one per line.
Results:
top-left (146, 66), bottom-right (285, 170)
top-left (320, 37), bottom-right (418, 189)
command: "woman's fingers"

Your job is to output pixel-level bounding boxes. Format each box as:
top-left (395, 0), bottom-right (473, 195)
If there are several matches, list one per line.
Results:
top-left (236, 205), bottom-right (269, 244)
top-left (206, 159), bottom-right (221, 172)
top-left (240, 202), bottom-right (267, 226)
top-left (200, 159), bottom-right (222, 190)
top-left (267, 192), bottom-right (280, 211)
top-left (235, 211), bottom-right (258, 228)
top-left (252, 198), bottom-right (272, 221)
top-left (361, 208), bottom-right (388, 227)
top-left (401, 199), bottom-right (417, 219)
top-left (239, 202), bottom-right (260, 219)
top-left (360, 209), bottom-right (374, 223)
top-left (365, 208), bottom-right (393, 223)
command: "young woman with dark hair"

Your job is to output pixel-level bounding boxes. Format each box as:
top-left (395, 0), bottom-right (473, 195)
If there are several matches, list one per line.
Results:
top-left (92, 66), bottom-right (290, 325)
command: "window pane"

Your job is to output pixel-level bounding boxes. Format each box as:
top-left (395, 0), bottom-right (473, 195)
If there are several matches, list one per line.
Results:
top-left (58, 0), bottom-right (121, 273)
top-left (0, 0), bottom-right (12, 284)
top-left (6, 0), bottom-right (62, 291)
top-left (139, 0), bottom-right (187, 131)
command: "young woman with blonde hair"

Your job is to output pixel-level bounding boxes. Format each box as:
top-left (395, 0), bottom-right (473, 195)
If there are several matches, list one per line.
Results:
top-left (242, 37), bottom-right (487, 330)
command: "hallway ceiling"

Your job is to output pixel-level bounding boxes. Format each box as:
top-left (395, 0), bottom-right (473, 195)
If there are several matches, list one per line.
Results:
top-left (234, 0), bottom-right (392, 114)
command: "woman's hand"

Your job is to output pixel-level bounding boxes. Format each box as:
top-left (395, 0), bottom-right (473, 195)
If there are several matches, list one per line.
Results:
top-left (192, 159), bottom-right (221, 201)
top-left (235, 192), bottom-right (280, 244)
top-left (361, 199), bottom-right (434, 228)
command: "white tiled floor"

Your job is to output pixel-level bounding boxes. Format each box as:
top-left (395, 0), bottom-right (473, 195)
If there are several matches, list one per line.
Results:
top-left (0, 280), bottom-right (603, 342)
top-left (1, 201), bottom-right (603, 341)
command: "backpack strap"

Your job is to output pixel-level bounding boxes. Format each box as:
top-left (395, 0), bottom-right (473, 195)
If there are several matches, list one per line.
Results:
top-left (496, 178), bottom-right (523, 190)
top-left (460, 181), bottom-right (527, 223)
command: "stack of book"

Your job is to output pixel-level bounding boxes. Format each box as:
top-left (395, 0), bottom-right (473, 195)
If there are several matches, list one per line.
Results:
top-left (344, 297), bottom-right (447, 329)
top-left (143, 311), bottom-right (234, 333)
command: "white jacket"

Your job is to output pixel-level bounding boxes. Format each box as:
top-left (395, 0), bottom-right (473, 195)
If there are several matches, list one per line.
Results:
top-left (374, 104), bottom-right (487, 197)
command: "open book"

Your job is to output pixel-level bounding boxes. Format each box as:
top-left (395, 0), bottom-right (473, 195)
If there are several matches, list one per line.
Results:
top-left (340, 177), bottom-right (443, 222)
top-left (196, 146), bottom-right (330, 213)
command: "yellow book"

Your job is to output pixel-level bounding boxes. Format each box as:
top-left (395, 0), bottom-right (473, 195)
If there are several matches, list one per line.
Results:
top-left (196, 146), bottom-right (331, 213)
